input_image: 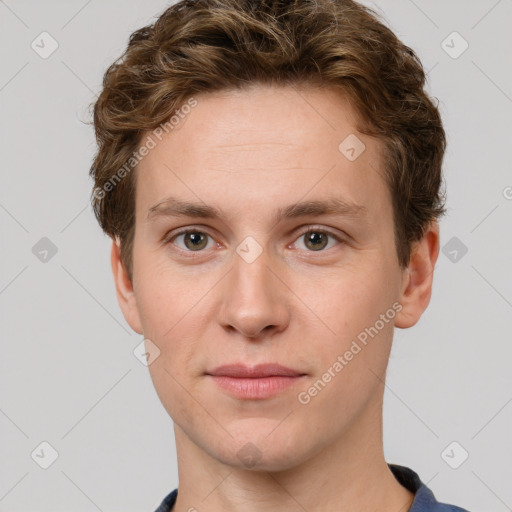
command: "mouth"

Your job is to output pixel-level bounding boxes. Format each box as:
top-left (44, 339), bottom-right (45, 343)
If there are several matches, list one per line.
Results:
top-left (205, 363), bottom-right (307, 400)
top-left (205, 363), bottom-right (306, 378)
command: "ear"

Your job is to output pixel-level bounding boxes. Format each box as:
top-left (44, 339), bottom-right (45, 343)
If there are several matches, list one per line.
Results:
top-left (110, 237), bottom-right (143, 335)
top-left (394, 221), bottom-right (440, 329)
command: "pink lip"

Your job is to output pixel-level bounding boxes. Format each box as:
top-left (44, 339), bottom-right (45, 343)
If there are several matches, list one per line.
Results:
top-left (205, 364), bottom-right (307, 399)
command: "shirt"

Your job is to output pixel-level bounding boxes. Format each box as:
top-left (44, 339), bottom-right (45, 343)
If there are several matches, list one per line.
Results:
top-left (153, 463), bottom-right (470, 512)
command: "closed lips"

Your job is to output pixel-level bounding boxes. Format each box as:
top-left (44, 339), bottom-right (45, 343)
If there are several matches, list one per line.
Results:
top-left (206, 363), bottom-right (306, 378)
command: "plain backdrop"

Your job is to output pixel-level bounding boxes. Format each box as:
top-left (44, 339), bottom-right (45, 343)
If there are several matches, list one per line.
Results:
top-left (1, 1), bottom-right (511, 511)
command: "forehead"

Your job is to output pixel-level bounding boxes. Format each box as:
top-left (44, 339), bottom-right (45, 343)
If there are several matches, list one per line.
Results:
top-left (135, 84), bottom-right (390, 225)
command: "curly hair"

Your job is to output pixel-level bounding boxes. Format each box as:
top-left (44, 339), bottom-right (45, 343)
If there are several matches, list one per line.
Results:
top-left (89, 0), bottom-right (447, 281)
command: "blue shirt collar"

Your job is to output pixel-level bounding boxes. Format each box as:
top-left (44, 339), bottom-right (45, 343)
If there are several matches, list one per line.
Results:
top-left (154, 464), bottom-right (469, 512)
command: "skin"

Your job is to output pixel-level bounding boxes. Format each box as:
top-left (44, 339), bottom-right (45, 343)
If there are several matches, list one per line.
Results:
top-left (111, 83), bottom-right (439, 512)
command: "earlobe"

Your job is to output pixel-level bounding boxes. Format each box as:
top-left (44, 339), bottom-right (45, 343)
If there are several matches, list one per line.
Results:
top-left (394, 222), bottom-right (440, 329)
top-left (110, 237), bottom-right (143, 334)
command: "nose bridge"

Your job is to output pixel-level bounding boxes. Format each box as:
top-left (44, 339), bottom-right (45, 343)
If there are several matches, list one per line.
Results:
top-left (218, 241), bottom-right (288, 337)
top-left (233, 243), bottom-right (273, 298)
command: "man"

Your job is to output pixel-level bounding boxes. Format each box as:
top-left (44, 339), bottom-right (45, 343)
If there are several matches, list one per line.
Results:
top-left (89, 1), bottom-right (470, 510)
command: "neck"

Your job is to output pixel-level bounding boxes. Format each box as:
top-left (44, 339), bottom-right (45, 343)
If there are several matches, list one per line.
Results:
top-left (171, 391), bottom-right (414, 512)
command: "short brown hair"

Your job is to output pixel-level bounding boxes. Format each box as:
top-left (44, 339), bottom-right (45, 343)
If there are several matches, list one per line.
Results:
top-left (90, 0), bottom-right (447, 280)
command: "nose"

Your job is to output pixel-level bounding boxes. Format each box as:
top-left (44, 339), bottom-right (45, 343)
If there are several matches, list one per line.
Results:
top-left (217, 248), bottom-right (290, 339)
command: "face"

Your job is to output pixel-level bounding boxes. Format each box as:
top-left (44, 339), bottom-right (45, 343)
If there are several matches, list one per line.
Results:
top-left (112, 84), bottom-right (436, 472)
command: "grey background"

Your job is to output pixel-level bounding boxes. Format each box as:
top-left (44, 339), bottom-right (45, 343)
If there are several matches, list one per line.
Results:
top-left (1, 0), bottom-right (511, 511)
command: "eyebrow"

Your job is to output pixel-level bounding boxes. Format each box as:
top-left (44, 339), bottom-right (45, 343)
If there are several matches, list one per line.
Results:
top-left (146, 196), bottom-right (368, 225)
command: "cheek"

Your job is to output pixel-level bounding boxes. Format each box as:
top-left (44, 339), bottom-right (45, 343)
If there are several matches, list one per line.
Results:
top-left (296, 265), bottom-right (393, 336)
top-left (143, 310), bottom-right (205, 428)
top-left (134, 256), bottom-right (200, 337)
top-left (296, 266), bottom-right (397, 388)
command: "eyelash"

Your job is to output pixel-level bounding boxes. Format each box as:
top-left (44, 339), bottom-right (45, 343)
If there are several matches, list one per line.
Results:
top-left (163, 225), bottom-right (345, 257)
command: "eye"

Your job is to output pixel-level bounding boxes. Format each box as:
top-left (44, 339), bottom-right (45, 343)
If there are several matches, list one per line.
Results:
top-left (292, 227), bottom-right (343, 252)
top-left (166, 229), bottom-right (216, 253)
top-left (163, 226), bottom-right (345, 256)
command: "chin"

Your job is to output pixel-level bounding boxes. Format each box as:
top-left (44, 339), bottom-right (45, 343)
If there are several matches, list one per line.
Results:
top-left (207, 429), bottom-right (309, 473)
